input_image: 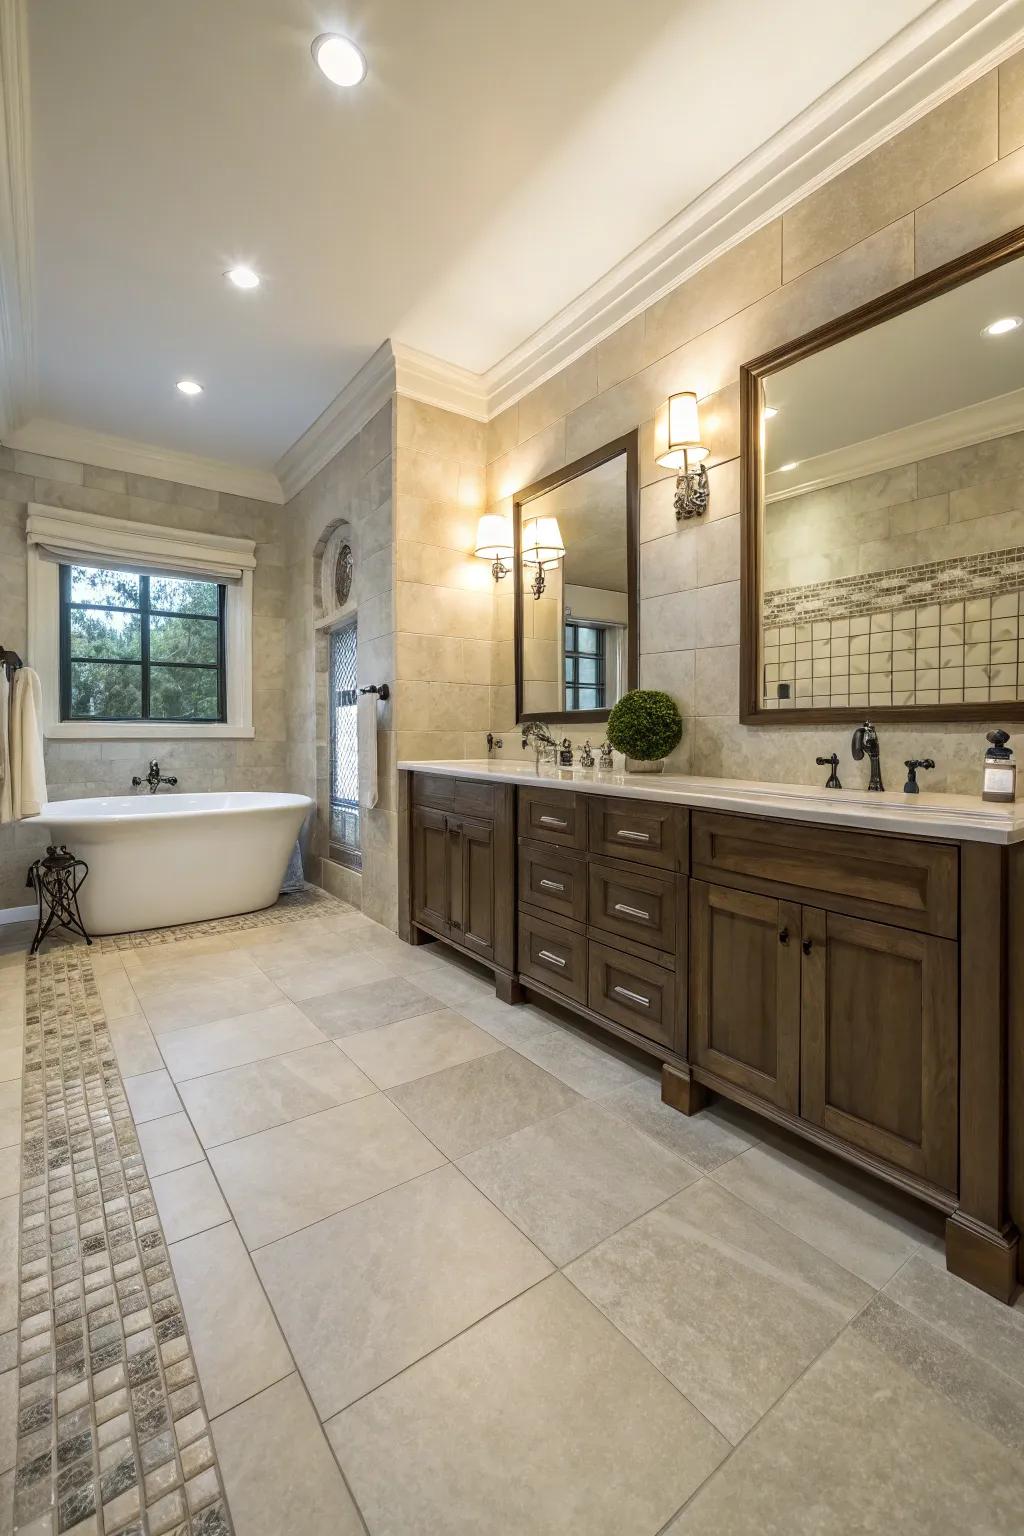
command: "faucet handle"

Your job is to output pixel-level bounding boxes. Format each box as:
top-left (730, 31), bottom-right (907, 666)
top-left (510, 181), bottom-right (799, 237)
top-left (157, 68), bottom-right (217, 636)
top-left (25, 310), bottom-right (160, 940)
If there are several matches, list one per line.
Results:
top-left (815, 753), bottom-right (842, 790)
top-left (903, 758), bottom-right (935, 794)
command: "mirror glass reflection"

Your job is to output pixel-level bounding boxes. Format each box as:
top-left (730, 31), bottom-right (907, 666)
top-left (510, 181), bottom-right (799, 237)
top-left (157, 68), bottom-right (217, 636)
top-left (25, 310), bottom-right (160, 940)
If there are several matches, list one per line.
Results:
top-left (519, 451), bottom-right (629, 716)
top-left (759, 252), bottom-right (1024, 712)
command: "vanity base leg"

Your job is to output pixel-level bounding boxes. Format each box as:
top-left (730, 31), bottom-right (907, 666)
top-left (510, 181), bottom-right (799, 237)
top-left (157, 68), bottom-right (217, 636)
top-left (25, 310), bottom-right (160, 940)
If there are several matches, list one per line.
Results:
top-left (407, 925), bottom-right (438, 947)
top-left (662, 1063), bottom-right (710, 1117)
top-left (945, 1213), bottom-right (1019, 1303)
top-left (495, 971), bottom-right (524, 1006)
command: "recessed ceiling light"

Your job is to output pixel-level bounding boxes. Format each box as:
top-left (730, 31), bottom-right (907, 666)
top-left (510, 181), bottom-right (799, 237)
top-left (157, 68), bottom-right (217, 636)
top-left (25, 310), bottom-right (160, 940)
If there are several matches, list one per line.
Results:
top-left (176, 379), bottom-right (203, 396)
top-left (312, 34), bottom-right (366, 87)
top-left (778, 461), bottom-right (799, 472)
top-left (982, 315), bottom-right (1022, 337)
top-left (226, 265), bottom-right (260, 290)
top-left (763, 406), bottom-right (778, 419)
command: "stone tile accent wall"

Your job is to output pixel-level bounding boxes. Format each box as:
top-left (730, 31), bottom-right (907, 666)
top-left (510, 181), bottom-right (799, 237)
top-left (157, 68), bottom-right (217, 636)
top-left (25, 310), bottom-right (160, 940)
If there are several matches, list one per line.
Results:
top-left (283, 403), bottom-right (395, 926)
top-left (0, 452), bottom-right (285, 912)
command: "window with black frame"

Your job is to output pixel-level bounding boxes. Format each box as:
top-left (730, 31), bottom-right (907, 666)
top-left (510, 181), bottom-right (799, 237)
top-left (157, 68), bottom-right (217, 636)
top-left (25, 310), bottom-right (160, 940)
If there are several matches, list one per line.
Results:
top-left (59, 564), bottom-right (226, 722)
top-left (564, 621), bottom-right (608, 710)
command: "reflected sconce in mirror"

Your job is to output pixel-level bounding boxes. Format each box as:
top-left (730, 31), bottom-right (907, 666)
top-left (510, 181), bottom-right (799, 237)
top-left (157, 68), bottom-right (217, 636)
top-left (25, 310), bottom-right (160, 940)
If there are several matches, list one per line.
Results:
top-left (655, 391), bottom-right (710, 518)
top-left (522, 515), bottom-right (565, 599)
top-left (474, 513), bottom-right (514, 581)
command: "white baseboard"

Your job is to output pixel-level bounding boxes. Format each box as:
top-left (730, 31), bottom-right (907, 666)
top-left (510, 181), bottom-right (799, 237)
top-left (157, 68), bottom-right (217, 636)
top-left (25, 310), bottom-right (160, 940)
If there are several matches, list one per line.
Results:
top-left (0, 904), bottom-right (35, 926)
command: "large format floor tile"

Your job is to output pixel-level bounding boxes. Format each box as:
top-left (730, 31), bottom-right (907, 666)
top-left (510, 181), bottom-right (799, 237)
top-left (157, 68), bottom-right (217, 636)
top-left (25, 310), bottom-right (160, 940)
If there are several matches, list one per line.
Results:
top-left (170, 1222), bottom-right (294, 1418)
top-left (256, 1164), bottom-right (552, 1416)
top-left (213, 1374), bottom-right (364, 1536)
top-left (262, 952), bottom-right (393, 1003)
top-left (712, 1141), bottom-right (935, 1287)
top-left (158, 1000), bottom-right (328, 1081)
top-left (514, 1027), bottom-right (649, 1097)
top-left (178, 1042), bottom-right (374, 1147)
top-left (665, 1328), bottom-right (1024, 1535)
top-left (330, 1274), bottom-right (727, 1536)
top-left (136, 969), bottom-right (285, 1035)
top-left (136, 1110), bottom-right (204, 1176)
top-left (458, 1101), bottom-right (698, 1265)
top-left (122, 1067), bottom-right (183, 1123)
top-left (600, 1078), bottom-right (758, 1171)
top-left (0, 1084), bottom-right (17, 1151)
top-left (298, 973), bottom-right (442, 1037)
top-left (566, 1178), bottom-right (871, 1443)
top-left (387, 1047), bottom-right (582, 1158)
top-left (0, 1198), bottom-right (14, 1332)
top-left (881, 1253), bottom-right (1024, 1387)
top-left (106, 1011), bottom-right (163, 1075)
top-left (152, 1160), bottom-right (231, 1243)
top-left (209, 1094), bottom-right (446, 1248)
top-left (338, 1008), bottom-right (504, 1089)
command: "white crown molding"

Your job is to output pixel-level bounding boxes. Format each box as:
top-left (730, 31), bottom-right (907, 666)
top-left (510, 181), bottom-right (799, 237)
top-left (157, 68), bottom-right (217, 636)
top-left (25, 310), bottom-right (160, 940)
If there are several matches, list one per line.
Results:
top-left (479, 0), bottom-right (1024, 415)
top-left (275, 341), bottom-right (396, 502)
top-left (765, 387), bottom-right (1024, 502)
top-left (0, 0), bottom-right (36, 438)
top-left (8, 418), bottom-right (284, 503)
top-left (391, 342), bottom-right (489, 422)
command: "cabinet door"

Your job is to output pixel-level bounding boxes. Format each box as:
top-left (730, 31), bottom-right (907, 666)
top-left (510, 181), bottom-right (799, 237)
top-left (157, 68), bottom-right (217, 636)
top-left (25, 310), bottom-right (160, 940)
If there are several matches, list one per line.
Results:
top-left (453, 816), bottom-right (495, 962)
top-left (800, 909), bottom-right (958, 1192)
top-left (690, 880), bottom-right (800, 1111)
top-left (412, 806), bottom-right (449, 938)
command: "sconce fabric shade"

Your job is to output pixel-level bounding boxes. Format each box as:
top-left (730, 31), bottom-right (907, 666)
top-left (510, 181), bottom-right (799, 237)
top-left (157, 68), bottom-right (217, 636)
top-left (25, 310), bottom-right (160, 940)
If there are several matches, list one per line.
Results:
top-left (655, 391), bottom-right (709, 469)
top-left (522, 515), bottom-right (566, 568)
top-left (474, 513), bottom-right (513, 562)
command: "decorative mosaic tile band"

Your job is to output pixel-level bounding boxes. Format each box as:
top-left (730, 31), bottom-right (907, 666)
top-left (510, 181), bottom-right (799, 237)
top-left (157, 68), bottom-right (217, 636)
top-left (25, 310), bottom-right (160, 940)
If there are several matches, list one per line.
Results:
top-left (72, 885), bottom-right (351, 955)
top-left (13, 946), bottom-right (234, 1535)
top-left (764, 544), bottom-right (1024, 627)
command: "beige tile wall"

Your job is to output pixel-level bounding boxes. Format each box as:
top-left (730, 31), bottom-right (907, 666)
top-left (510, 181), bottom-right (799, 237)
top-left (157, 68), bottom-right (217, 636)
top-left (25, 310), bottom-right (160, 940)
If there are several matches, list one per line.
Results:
top-left (0, 448), bottom-right (286, 911)
top-left (283, 403), bottom-right (395, 926)
top-left (467, 54), bottom-right (1024, 793)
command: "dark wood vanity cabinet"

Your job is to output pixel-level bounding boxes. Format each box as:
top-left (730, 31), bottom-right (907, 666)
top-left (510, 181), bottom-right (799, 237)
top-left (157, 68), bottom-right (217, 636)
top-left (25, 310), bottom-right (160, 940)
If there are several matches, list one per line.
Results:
top-left (402, 770), bottom-right (1022, 1303)
top-left (690, 881), bottom-right (801, 1113)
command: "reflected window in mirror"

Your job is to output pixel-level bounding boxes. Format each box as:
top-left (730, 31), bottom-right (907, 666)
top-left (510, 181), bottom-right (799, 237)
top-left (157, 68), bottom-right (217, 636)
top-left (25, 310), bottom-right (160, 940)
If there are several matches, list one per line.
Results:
top-left (742, 231), bottom-right (1024, 723)
top-left (514, 432), bottom-right (638, 724)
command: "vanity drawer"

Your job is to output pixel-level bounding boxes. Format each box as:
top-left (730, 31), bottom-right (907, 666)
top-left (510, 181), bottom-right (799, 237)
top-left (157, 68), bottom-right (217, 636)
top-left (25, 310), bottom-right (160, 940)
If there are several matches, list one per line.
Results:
top-left (518, 910), bottom-right (587, 1004)
top-left (588, 941), bottom-right (676, 1050)
top-left (519, 841), bottom-right (587, 924)
top-left (588, 797), bottom-right (688, 872)
top-left (691, 811), bottom-right (958, 939)
top-left (588, 858), bottom-right (677, 956)
top-left (411, 774), bottom-right (495, 818)
top-left (518, 788), bottom-right (586, 850)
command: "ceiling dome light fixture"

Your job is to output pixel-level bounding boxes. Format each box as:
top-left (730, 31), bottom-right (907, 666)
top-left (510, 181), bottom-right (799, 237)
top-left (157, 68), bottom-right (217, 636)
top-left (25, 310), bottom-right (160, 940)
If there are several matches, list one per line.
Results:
top-left (176, 379), bottom-right (203, 397)
top-left (312, 34), bottom-right (367, 87)
top-left (982, 315), bottom-right (1022, 337)
top-left (226, 265), bottom-right (260, 290)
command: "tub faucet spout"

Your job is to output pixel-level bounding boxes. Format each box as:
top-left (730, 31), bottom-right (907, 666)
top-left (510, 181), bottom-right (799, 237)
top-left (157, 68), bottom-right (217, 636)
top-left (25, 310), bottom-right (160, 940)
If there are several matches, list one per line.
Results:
top-left (132, 760), bottom-right (178, 794)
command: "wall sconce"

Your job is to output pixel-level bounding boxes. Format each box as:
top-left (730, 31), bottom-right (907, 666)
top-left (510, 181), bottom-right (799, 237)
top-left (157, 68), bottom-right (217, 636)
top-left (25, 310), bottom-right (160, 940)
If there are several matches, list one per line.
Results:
top-left (655, 391), bottom-right (710, 519)
top-left (474, 513), bottom-right (514, 581)
top-left (522, 515), bottom-right (565, 600)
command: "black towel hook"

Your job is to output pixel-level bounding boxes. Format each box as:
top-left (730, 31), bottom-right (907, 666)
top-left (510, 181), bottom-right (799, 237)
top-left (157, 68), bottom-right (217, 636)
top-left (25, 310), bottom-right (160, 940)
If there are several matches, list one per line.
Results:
top-left (358, 683), bottom-right (390, 701)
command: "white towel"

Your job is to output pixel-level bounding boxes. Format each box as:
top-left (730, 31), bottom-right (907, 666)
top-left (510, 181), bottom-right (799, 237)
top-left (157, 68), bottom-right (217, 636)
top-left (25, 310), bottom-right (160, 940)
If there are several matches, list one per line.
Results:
top-left (0, 670), bottom-right (11, 825)
top-left (357, 691), bottom-right (379, 810)
top-left (10, 668), bottom-right (47, 819)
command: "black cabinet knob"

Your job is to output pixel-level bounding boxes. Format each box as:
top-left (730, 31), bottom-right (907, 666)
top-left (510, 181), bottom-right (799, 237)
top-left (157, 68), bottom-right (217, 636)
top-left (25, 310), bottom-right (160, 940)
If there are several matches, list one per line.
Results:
top-left (778, 927), bottom-right (789, 945)
top-left (802, 938), bottom-right (813, 955)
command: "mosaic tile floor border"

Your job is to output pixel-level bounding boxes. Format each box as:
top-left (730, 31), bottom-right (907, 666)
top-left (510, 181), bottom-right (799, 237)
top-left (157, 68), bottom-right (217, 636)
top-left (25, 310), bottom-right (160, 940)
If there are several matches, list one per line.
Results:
top-left (12, 945), bottom-right (235, 1535)
top-left (54, 884), bottom-right (353, 955)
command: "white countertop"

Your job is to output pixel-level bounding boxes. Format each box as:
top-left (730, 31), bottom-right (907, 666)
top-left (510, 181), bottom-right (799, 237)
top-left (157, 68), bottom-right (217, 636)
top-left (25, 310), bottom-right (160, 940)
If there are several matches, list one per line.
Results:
top-left (398, 759), bottom-right (1024, 844)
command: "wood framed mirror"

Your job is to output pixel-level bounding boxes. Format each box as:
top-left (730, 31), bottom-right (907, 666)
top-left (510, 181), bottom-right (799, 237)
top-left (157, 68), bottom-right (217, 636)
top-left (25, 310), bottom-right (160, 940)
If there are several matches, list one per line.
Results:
top-left (741, 225), bottom-right (1024, 725)
top-left (514, 430), bottom-right (639, 725)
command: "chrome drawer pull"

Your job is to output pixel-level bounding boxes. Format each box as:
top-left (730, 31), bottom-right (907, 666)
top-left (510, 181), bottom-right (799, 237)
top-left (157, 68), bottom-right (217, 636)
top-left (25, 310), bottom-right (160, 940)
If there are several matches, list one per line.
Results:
top-left (613, 985), bottom-right (650, 1008)
top-left (539, 815), bottom-right (568, 828)
top-left (616, 829), bottom-right (650, 842)
top-left (539, 878), bottom-right (566, 893)
top-left (613, 902), bottom-right (650, 921)
top-left (538, 949), bottom-right (567, 968)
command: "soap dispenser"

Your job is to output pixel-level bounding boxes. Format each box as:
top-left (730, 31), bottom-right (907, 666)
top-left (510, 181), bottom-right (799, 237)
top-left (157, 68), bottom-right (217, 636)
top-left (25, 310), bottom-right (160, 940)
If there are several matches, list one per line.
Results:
top-left (982, 730), bottom-right (1017, 803)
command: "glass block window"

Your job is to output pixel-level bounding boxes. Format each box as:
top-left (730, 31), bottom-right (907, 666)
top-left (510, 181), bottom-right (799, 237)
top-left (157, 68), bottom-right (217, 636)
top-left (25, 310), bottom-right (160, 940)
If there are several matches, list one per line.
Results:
top-left (330, 621), bottom-right (361, 867)
top-left (60, 564), bottom-right (225, 722)
top-left (564, 622), bottom-right (608, 710)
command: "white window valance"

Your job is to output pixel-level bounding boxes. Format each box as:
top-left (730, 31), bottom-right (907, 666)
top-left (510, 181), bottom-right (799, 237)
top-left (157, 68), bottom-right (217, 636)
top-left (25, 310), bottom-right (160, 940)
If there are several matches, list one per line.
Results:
top-left (27, 503), bottom-right (255, 741)
top-left (26, 504), bottom-right (256, 582)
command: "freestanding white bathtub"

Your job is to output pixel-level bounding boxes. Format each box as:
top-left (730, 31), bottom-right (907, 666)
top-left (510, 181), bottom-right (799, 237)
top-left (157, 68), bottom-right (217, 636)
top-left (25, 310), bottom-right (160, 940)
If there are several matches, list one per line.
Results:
top-left (33, 792), bottom-right (313, 935)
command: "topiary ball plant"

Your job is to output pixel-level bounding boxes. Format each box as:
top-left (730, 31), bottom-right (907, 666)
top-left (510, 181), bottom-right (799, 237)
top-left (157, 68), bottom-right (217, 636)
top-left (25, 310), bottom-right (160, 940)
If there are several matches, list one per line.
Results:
top-left (606, 689), bottom-right (683, 764)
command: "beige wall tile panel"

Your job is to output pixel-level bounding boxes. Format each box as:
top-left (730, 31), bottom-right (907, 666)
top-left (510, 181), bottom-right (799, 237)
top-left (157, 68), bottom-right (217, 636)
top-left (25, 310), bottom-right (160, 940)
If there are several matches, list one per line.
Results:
top-left (518, 352), bottom-right (599, 444)
top-left (916, 146), bottom-right (1024, 273)
top-left (644, 221), bottom-right (782, 368)
top-left (999, 50), bottom-right (1024, 156)
top-left (782, 74), bottom-right (997, 281)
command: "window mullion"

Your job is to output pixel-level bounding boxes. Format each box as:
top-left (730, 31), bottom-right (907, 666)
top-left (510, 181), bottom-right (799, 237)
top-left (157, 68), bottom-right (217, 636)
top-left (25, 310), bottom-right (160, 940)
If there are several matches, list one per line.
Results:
top-left (141, 575), bottom-right (151, 718)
